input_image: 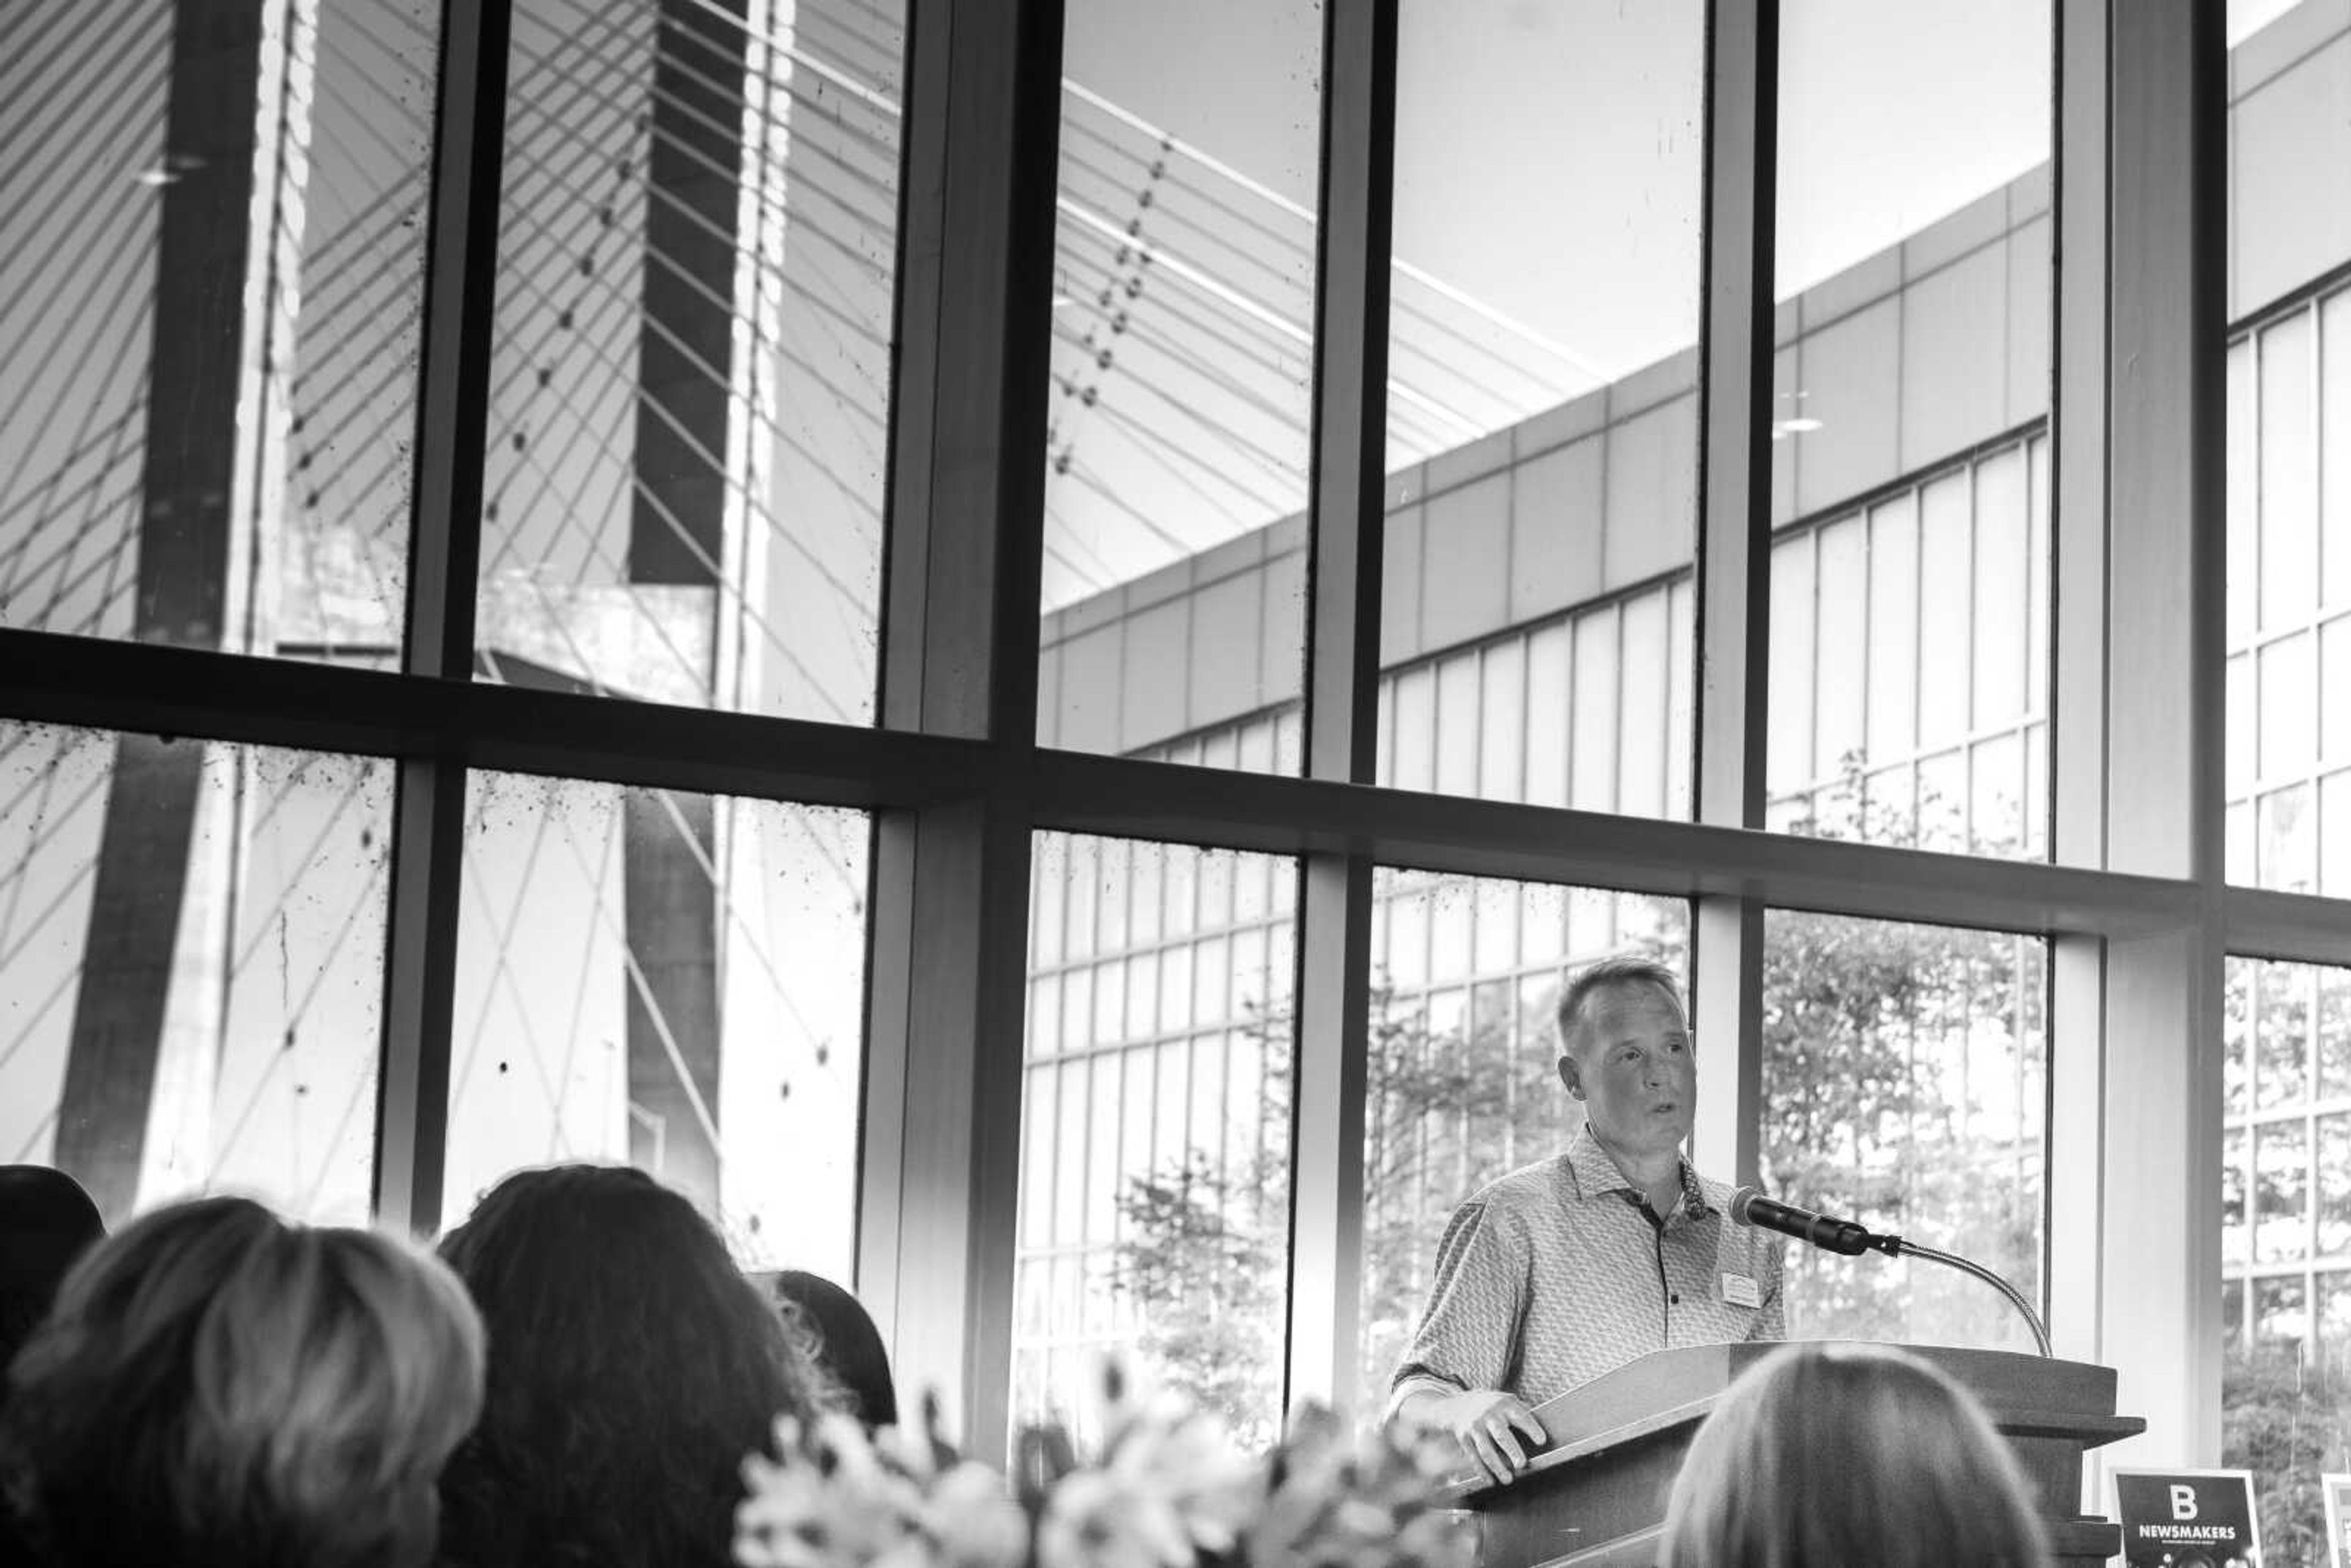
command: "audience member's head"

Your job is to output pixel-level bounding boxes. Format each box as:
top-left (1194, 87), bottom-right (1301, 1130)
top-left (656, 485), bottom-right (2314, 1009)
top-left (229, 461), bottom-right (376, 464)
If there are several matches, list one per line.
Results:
top-left (773, 1269), bottom-right (897, 1430)
top-left (436, 1164), bottom-right (826, 1568)
top-left (0, 1195), bottom-right (484, 1568)
top-left (0, 1166), bottom-right (103, 1391)
top-left (1661, 1342), bottom-right (2049, 1568)
top-left (1659, 1342), bottom-right (2050, 1568)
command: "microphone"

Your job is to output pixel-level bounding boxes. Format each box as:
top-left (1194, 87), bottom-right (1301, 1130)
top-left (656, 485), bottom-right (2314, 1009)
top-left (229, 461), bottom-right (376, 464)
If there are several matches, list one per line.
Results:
top-left (1728, 1187), bottom-right (2054, 1356)
top-left (1727, 1187), bottom-right (1900, 1257)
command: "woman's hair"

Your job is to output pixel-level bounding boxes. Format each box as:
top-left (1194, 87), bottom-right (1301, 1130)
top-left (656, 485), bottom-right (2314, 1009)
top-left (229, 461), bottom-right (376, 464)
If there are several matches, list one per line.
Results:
top-left (435, 1164), bottom-right (826, 1568)
top-left (1658, 1343), bottom-right (2050, 1568)
top-left (0, 1195), bottom-right (484, 1568)
top-left (772, 1269), bottom-right (897, 1430)
top-left (0, 1166), bottom-right (104, 1389)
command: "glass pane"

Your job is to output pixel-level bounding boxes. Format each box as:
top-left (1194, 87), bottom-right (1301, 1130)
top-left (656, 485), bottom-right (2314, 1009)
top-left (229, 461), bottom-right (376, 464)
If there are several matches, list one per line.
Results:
top-left (2257, 1120), bottom-right (2312, 1262)
top-left (1770, 2), bottom-right (2051, 857)
top-left (2255, 1275), bottom-right (2309, 1347)
top-left (1355, 876), bottom-right (1689, 1419)
top-left (2328, 770), bottom-right (2351, 898)
top-left (1772, 439), bottom-right (2050, 857)
top-left (2257, 960), bottom-right (2314, 1111)
top-left (1, 2), bottom-right (436, 661)
top-left (2327, 1272), bottom-right (2351, 1367)
top-left (2225, 1128), bottom-right (2249, 1267)
top-left (2229, 961), bottom-right (2255, 1117)
top-left (2262, 313), bottom-right (2321, 632)
top-left (2226, 959), bottom-right (2351, 1250)
top-left (2330, 292), bottom-right (2351, 612)
top-left (0, 721), bottom-right (392, 1225)
top-left (2260, 631), bottom-right (2316, 784)
top-left (443, 772), bottom-right (868, 1276)
top-left (1865, 494), bottom-right (1921, 762)
top-left (1760, 912), bottom-right (2047, 1352)
top-left (2319, 1115), bottom-right (2351, 1258)
top-left (1018, 833), bottom-right (1297, 1444)
top-left (2326, 966), bottom-right (2351, 1101)
top-left (1374, 1), bottom-right (1703, 816)
top-left (1037, 0), bottom-right (1319, 774)
top-left (2259, 782), bottom-right (2316, 893)
top-left (475, 0), bottom-right (903, 722)
top-left (2328, 620), bottom-right (2351, 767)
top-left (2229, 0), bottom-right (2351, 893)
top-left (2224, 947), bottom-right (2351, 1558)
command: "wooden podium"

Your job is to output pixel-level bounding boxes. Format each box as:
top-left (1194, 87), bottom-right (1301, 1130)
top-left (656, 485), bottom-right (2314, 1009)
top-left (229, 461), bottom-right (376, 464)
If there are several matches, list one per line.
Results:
top-left (1441, 1343), bottom-right (2144, 1568)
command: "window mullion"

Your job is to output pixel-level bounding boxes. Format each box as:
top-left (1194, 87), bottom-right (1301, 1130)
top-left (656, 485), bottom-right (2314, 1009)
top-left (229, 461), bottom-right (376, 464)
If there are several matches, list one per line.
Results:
top-left (1285, 0), bottom-right (1397, 1419)
top-left (374, 0), bottom-right (512, 1232)
top-left (1690, 0), bottom-right (1775, 1187)
top-left (858, 0), bottom-right (1061, 1460)
top-left (2063, 0), bottom-right (2230, 1474)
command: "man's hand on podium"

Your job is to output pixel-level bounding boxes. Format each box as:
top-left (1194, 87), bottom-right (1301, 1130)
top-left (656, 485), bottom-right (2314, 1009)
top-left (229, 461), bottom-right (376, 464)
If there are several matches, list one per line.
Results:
top-left (1406, 1387), bottom-right (1548, 1487)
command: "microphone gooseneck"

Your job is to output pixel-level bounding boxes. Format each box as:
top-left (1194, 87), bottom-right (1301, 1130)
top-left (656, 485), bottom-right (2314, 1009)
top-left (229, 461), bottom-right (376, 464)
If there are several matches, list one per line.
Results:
top-left (1726, 1185), bottom-right (2053, 1358)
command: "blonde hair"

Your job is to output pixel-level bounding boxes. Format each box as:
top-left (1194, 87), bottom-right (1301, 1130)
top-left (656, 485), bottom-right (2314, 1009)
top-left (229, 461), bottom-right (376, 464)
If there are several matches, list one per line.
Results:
top-left (0, 1195), bottom-right (486, 1568)
top-left (1658, 1343), bottom-right (2051, 1568)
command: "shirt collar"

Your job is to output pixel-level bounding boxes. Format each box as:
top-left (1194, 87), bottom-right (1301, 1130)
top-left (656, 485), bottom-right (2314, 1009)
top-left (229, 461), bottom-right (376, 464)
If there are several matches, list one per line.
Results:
top-left (1564, 1127), bottom-right (1711, 1218)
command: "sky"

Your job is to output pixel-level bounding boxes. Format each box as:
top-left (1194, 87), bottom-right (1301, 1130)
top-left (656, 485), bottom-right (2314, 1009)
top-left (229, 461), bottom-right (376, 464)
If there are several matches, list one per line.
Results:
top-left (1065, 0), bottom-right (2059, 370)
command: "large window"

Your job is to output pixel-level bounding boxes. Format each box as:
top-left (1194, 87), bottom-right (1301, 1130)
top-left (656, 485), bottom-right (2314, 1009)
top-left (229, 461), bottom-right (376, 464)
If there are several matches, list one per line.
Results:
top-left (1352, 878), bottom-right (1688, 1417)
top-left (0, 0), bottom-right (440, 659)
top-left (1376, 1), bottom-right (1703, 819)
top-left (1768, 1), bottom-right (2053, 858)
top-left (445, 774), bottom-right (867, 1272)
top-left (477, 0), bottom-right (904, 722)
top-left (2223, 956), bottom-right (2351, 1562)
top-left (1766, 435), bottom-right (2050, 855)
top-left (2227, 285), bottom-right (2351, 895)
top-left (2221, 4), bottom-right (2351, 1555)
top-left (0, 721), bottom-right (392, 1225)
top-left (1760, 912), bottom-right (2047, 1352)
top-left (1037, 0), bottom-right (1320, 771)
top-left (0, 0), bottom-right (2316, 1480)
top-left (1016, 834), bottom-right (1297, 1443)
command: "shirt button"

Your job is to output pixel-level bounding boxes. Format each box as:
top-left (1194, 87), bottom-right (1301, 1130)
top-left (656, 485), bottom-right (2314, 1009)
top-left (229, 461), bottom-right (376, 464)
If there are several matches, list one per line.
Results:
top-left (1670, 1292), bottom-right (1681, 1305)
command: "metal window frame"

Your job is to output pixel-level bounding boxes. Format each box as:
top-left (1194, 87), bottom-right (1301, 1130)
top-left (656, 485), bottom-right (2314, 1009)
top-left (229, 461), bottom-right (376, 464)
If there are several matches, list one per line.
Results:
top-left (1284, 0), bottom-right (1396, 1414)
top-left (1690, 0), bottom-right (1775, 1190)
top-left (375, 0), bottom-right (512, 1234)
top-left (0, 0), bottom-right (2303, 1466)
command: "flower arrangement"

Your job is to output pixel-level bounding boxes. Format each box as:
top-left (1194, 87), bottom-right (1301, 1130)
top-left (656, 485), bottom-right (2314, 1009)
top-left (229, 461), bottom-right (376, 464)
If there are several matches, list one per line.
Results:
top-left (735, 1369), bottom-right (1473, 1568)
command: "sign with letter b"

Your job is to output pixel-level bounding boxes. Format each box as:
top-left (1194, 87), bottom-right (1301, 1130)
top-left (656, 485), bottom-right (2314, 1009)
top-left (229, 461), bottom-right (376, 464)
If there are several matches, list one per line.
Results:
top-left (2113, 1469), bottom-right (2262, 1568)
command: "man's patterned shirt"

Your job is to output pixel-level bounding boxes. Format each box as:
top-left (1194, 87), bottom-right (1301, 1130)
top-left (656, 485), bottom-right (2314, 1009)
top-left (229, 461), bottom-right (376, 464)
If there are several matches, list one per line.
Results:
top-left (1389, 1130), bottom-right (1784, 1415)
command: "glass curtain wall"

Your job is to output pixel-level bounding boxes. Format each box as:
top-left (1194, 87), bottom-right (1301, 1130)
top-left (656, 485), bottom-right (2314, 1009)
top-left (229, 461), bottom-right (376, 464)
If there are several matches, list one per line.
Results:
top-left (0, 0), bottom-right (900, 1259)
top-left (6, 0), bottom-right (2340, 1493)
top-left (2222, 4), bottom-right (2351, 1558)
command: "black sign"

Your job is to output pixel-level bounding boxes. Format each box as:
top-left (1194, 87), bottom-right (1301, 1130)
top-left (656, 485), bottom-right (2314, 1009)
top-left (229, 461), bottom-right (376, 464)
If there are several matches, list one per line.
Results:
top-left (2113, 1469), bottom-right (2263, 1568)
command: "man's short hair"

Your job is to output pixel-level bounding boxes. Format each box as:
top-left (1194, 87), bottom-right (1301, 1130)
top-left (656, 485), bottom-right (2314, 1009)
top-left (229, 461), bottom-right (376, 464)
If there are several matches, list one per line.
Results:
top-left (1555, 955), bottom-right (1687, 1057)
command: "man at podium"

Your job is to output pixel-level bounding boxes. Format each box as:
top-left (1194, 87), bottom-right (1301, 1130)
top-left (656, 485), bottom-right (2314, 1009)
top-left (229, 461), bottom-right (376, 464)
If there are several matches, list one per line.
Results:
top-left (1387, 957), bottom-right (1784, 1487)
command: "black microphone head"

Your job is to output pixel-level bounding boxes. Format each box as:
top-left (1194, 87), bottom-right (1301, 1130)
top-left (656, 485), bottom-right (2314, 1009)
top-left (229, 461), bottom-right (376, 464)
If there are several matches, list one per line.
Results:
top-left (1728, 1185), bottom-right (1761, 1226)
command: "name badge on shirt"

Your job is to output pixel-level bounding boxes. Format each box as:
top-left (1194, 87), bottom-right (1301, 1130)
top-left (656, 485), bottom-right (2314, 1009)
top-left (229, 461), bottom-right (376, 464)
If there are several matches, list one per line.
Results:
top-left (1719, 1272), bottom-right (1762, 1309)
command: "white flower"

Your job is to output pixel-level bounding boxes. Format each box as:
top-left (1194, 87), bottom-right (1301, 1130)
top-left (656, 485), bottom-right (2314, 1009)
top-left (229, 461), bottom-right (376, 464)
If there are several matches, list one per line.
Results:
top-left (918, 1462), bottom-right (1029, 1568)
top-left (1035, 1467), bottom-right (1194, 1568)
top-left (735, 1373), bottom-right (1471, 1568)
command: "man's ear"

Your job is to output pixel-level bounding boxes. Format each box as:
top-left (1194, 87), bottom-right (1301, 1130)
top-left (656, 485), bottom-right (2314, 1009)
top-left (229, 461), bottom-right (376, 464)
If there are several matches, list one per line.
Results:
top-left (1556, 1052), bottom-right (1584, 1100)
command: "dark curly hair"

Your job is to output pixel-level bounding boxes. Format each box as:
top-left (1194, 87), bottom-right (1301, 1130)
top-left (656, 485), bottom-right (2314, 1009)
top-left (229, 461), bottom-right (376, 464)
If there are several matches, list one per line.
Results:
top-left (771, 1270), bottom-right (896, 1431)
top-left (435, 1165), bottom-right (825, 1568)
top-left (0, 1165), bottom-right (103, 1398)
